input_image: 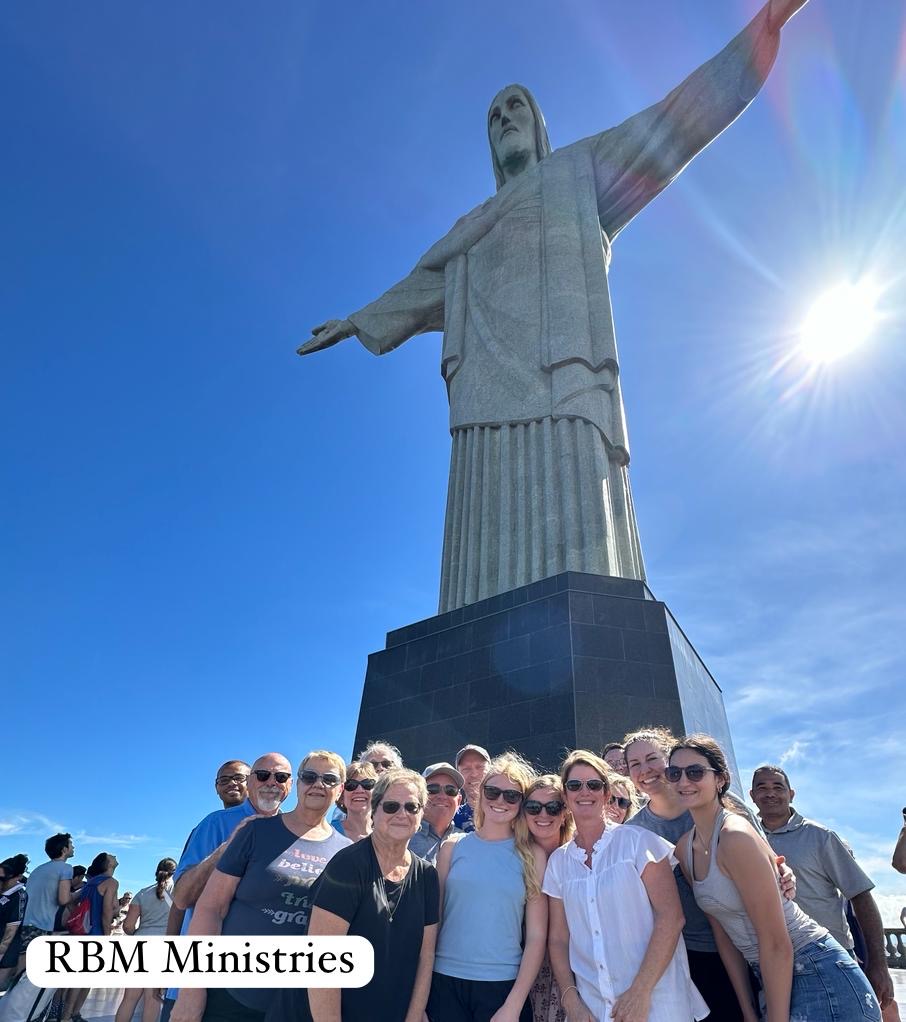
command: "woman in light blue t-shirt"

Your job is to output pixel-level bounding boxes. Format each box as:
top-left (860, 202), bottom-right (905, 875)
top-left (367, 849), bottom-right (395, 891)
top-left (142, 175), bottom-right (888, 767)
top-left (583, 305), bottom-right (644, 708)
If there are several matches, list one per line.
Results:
top-left (428, 752), bottom-right (547, 1022)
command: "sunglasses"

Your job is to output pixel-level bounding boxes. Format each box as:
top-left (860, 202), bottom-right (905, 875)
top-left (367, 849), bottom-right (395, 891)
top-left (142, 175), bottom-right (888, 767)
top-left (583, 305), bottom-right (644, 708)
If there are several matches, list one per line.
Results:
top-left (380, 800), bottom-right (421, 815)
top-left (369, 759), bottom-right (395, 769)
top-left (253, 770), bottom-right (292, 784)
top-left (299, 770), bottom-right (342, 787)
top-left (609, 796), bottom-right (632, 810)
top-left (427, 783), bottom-right (460, 797)
top-left (523, 799), bottom-right (565, 817)
top-left (483, 785), bottom-right (523, 805)
top-left (665, 765), bottom-right (719, 783)
top-left (565, 778), bottom-right (606, 793)
top-left (344, 778), bottom-right (377, 792)
top-left (216, 774), bottom-right (249, 786)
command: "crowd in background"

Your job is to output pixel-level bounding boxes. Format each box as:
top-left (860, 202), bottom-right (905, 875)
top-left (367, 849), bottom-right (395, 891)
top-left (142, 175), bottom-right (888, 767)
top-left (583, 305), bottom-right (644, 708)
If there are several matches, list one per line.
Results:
top-left (1, 729), bottom-right (904, 1022)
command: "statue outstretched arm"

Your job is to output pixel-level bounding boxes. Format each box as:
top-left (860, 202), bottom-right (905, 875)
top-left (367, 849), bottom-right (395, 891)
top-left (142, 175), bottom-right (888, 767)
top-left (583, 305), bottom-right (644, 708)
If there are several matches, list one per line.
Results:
top-left (592, 0), bottom-right (805, 239)
top-left (297, 263), bottom-right (445, 359)
top-left (768, 0), bottom-right (808, 32)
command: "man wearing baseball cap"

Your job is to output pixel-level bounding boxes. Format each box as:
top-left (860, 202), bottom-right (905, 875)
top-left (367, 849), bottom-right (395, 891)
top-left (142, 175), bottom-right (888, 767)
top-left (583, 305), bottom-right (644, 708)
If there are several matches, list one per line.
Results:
top-left (452, 744), bottom-right (490, 833)
top-left (408, 763), bottom-right (464, 863)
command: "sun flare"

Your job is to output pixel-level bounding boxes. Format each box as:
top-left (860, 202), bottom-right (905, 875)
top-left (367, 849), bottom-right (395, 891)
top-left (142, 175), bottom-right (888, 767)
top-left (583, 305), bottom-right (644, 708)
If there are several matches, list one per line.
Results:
top-left (798, 280), bottom-right (880, 364)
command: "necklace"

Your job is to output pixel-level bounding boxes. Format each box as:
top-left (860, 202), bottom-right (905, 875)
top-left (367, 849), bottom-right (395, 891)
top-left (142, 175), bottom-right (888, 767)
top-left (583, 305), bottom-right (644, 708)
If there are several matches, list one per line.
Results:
top-left (377, 872), bottom-right (403, 923)
top-left (693, 829), bottom-right (712, 856)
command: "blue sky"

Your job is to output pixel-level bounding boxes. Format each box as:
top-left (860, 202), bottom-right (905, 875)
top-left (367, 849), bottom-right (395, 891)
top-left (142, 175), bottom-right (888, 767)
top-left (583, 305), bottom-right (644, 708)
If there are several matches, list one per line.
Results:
top-left (2, 1), bottom-right (904, 918)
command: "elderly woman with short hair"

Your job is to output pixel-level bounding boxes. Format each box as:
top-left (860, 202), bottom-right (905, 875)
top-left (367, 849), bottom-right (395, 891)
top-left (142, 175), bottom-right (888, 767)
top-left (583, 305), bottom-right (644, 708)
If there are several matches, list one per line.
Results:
top-left (271, 767), bottom-right (439, 1022)
top-left (544, 750), bottom-right (706, 1022)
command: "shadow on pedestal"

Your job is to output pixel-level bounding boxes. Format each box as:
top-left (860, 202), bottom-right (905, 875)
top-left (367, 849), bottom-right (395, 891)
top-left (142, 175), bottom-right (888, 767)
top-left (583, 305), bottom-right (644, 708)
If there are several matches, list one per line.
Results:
top-left (353, 572), bottom-right (739, 780)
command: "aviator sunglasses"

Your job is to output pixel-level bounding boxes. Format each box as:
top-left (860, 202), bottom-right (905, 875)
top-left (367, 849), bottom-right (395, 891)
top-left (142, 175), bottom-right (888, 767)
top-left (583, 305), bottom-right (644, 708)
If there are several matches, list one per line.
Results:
top-left (380, 800), bottom-right (422, 815)
top-left (253, 770), bottom-right (292, 784)
top-left (523, 799), bottom-right (565, 817)
top-left (483, 785), bottom-right (524, 805)
top-left (298, 769), bottom-right (342, 787)
top-left (344, 778), bottom-right (377, 792)
top-left (665, 765), bottom-right (719, 783)
top-left (564, 777), bottom-right (606, 793)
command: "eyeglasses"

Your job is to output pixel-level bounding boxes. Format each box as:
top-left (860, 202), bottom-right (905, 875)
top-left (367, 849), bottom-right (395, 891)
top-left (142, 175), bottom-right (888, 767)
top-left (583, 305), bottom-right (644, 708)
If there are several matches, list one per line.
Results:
top-left (368, 759), bottom-right (395, 769)
top-left (299, 770), bottom-right (342, 787)
top-left (565, 778), bottom-right (606, 793)
top-left (483, 785), bottom-right (523, 805)
top-left (253, 770), bottom-right (292, 784)
top-left (609, 796), bottom-right (632, 810)
top-left (344, 778), bottom-right (377, 791)
top-left (380, 800), bottom-right (422, 815)
top-left (427, 783), bottom-right (460, 797)
top-left (523, 799), bottom-right (565, 816)
top-left (665, 765), bottom-right (719, 783)
top-left (216, 774), bottom-right (249, 786)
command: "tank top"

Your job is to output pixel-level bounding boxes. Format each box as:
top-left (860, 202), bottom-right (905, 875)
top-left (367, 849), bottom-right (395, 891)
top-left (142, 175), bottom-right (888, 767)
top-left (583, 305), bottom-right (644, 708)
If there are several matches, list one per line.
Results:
top-left (434, 833), bottom-right (526, 982)
top-left (687, 809), bottom-right (827, 964)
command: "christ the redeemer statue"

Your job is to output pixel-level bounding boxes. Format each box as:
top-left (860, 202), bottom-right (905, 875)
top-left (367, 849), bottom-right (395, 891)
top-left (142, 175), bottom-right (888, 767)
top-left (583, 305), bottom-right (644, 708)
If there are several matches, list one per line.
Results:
top-left (300, 0), bottom-right (808, 613)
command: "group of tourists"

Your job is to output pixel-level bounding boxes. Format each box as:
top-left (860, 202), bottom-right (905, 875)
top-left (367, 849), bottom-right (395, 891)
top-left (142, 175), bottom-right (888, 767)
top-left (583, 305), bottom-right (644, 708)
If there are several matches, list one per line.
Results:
top-left (1, 729), bottom-right (901, 1022)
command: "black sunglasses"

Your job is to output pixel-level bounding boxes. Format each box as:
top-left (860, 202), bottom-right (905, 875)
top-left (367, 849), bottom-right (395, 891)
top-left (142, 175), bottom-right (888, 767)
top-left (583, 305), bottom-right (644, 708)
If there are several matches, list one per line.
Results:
top-left (344, 778), bottom-right (377, 792)
top-left (253, 770), bottom-right (292, 784)
top-left (427, 783), bottom-right (460, 797)
top-left (609, 796), bottom-right (632, 810)
top-left (483, 785), bottom-right (523, 805)
top-left (299, 769), bottom-right (342, 787)
top-left (380, 800), bottom-right (421, 815)
top-left (665, 765), bottom-right (719, 783)
top-left (523, 799), bottom-right (565, 817)
top-left (369, 759), bottom-right (395, 769)
top-left (565, 778), bottom-right (606, 793)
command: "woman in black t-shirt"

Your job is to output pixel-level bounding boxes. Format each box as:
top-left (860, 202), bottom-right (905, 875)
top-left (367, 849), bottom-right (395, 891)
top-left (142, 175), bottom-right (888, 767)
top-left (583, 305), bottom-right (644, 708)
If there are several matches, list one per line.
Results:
top-left (270, 768), bottom-right (439, 1022)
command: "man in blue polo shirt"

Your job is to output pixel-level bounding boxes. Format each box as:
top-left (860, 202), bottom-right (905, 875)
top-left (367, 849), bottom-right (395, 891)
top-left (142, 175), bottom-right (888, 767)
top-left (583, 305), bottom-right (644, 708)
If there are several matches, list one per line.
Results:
top-left (159, 753), bottom-right (293, 1022)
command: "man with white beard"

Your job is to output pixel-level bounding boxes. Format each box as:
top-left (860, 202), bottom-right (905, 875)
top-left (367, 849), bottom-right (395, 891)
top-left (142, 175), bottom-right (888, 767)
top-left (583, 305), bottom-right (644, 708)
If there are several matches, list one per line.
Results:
top-left (158, 753), bottom-right (293, 1022)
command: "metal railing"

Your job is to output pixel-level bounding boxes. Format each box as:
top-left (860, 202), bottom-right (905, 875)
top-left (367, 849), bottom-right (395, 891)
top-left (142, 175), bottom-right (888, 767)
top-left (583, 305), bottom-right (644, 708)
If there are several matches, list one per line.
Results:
top-left (885, 928), bottom-right (906, 968)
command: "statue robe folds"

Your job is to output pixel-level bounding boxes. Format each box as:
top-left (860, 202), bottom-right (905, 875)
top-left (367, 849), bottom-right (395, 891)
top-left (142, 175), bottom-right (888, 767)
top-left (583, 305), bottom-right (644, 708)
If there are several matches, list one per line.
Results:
top-left (348, 7), bottom-right (780, 612)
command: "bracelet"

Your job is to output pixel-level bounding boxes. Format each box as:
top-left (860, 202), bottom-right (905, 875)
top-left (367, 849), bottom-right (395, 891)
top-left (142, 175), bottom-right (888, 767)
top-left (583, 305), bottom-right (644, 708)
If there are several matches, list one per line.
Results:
top-left (561, 984), bottom-right (579, 1001)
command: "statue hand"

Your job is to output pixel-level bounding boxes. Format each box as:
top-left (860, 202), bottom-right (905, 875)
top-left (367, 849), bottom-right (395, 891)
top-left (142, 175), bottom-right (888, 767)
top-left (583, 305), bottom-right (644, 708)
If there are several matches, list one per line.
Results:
top-left (767, 0), bottom-right (808, 31)
top-left (297, 319), bottom-right (355, 356)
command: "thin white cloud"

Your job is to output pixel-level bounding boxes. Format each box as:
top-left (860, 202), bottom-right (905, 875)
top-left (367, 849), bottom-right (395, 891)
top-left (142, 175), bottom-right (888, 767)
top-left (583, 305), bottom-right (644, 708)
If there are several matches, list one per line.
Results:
top-left (0, 812), bottom-right (150, 850)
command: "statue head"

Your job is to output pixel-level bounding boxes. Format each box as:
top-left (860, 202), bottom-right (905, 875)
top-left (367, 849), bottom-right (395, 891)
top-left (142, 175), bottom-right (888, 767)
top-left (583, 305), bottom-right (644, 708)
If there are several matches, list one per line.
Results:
top-left (487, 84), bottom-right (551, 191)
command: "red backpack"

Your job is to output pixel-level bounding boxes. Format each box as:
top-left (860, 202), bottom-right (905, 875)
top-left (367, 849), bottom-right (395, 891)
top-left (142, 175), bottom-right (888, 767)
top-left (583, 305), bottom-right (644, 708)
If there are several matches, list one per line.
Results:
top-left (65, 894), bottom-right (92, 935)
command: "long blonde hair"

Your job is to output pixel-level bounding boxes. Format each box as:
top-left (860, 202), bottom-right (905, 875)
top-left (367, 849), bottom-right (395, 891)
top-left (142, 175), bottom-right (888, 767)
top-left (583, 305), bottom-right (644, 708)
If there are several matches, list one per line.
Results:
top-left (476, 752), bottom-right (541, 900)
top-left (515, 773), bottom-right (575, 850)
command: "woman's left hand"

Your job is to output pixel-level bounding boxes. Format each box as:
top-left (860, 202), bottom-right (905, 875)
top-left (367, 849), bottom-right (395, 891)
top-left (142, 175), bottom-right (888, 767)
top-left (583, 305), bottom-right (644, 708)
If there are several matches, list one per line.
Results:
top-left (611, 983), bottom-right (652, 1022)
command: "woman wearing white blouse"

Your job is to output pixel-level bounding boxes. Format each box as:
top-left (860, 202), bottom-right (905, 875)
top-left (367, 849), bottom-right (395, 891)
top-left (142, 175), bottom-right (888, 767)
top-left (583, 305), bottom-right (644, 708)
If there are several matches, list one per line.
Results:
top-left (543, 750), bottom-right (706, 1022)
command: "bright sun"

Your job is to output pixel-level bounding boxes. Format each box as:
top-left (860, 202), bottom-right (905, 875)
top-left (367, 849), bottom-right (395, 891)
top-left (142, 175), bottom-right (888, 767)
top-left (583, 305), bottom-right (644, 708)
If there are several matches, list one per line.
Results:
top-left (799, 279), bottom-right (880, 364)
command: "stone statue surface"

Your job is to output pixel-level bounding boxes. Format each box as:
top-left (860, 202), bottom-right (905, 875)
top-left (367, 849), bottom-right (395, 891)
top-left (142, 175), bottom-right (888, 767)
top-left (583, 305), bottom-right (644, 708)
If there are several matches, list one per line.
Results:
top-left (300, 0), bottom-right (808, 613)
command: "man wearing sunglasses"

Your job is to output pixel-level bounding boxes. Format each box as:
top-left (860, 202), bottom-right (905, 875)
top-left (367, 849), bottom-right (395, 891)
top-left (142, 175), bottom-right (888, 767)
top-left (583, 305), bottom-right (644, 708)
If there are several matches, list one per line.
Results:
top-left (409, 763), bottom-right (464, 864)
top-left (172, 751), bottom-right (351, 1022)
top-left (160, 754), bottom-right (293, 1022)
top-left (214, 760), bottom-right (251, 809)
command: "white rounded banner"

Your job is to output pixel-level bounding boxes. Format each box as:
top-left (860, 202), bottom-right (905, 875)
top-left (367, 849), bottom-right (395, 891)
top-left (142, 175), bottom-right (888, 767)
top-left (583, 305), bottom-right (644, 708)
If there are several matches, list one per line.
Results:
top-left (26, 936), bottom-right (374, 988)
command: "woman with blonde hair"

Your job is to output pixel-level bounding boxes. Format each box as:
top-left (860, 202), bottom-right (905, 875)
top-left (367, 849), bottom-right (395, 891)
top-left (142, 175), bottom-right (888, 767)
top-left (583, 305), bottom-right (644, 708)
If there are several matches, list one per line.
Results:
top-left (517, 774), bottom-right (573, 1022)
top-left (606, 775), bottom-right (640, 826)
top-left (544, 749), bottom-right (707, 1022)
top-left (333, 759), bottom-right (377, 841)
top-left (114, 858), bottom-right (177, 1022)
top-left (428, 751), bottom-right (547, 1022)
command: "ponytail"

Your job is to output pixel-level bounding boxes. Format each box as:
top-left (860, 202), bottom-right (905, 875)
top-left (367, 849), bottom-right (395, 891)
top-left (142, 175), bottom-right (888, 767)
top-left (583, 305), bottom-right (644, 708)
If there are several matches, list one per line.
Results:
top-left (154, 858), bottom-right (177, 900)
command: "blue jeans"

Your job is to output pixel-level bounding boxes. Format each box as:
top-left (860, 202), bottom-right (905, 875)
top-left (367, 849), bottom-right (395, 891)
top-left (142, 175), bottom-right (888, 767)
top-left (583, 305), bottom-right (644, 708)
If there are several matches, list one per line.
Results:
top-left (751, 937), bottom-right (880, 1021)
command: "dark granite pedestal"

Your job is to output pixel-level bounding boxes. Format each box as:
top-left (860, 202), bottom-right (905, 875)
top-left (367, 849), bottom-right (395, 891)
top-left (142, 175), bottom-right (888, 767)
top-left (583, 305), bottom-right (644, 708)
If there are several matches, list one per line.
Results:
top-left (353, 572), bottom-right (738, 779)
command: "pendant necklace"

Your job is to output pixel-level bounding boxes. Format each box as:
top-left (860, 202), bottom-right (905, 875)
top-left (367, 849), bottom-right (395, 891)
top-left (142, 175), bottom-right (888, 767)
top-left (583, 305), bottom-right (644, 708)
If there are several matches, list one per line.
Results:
top-left (378, 872), bottom-right (401, 923)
